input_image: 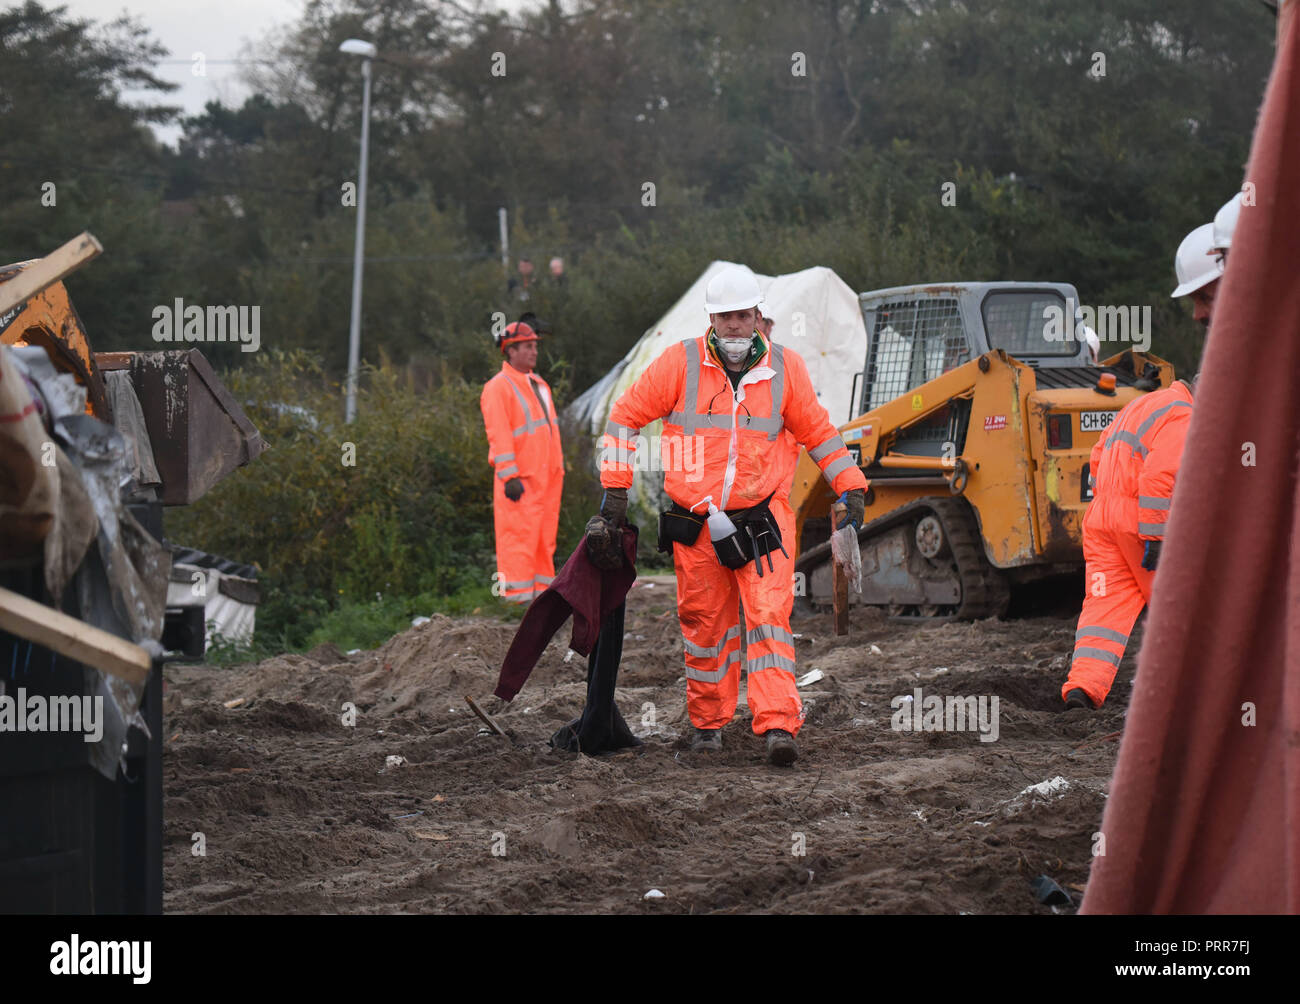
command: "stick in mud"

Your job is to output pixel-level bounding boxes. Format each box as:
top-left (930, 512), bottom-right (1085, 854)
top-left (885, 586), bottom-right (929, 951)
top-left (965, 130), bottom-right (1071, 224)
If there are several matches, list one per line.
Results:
top-left (465, 695), bottom-right (507, 737)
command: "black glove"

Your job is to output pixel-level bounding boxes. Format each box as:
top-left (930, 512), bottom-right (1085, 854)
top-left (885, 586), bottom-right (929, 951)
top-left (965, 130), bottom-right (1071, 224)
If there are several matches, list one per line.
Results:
top-left (836, 488), bottom-right (865, 531)
top-left (1141, 539), bottom-right (1162, 571)
top-left (584, 515), bottom-right (624, 571)
top-left (504, 477), bottom-right (524, 501)
top-left (599, 487), bottom-right (629, 526)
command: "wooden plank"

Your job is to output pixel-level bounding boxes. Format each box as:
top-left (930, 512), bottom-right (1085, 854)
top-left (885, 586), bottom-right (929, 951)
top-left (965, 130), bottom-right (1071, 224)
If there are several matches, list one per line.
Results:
top-left (464, 695), bottom-right (507, 737)
top-left (831, 503), bottom-right (849, 636)
top-left (0, 233), bottom-right (103, 318)
top-left (0, 586), bottom-right (151, 687)
top-left (93, 352), bottom-right (134, 372)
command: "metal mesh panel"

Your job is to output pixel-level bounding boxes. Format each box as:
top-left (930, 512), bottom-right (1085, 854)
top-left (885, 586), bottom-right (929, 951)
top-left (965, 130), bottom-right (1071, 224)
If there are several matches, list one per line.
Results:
top-left (982, 291), bottom-right (1073, 356)
top-left (865, 298), bottom-right (968, 410)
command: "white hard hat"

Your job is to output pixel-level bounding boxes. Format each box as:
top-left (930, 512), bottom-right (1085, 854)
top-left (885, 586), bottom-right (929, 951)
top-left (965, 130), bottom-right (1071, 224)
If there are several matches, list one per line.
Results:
top-left (1209, 192), bottom-right (1243, 253)
top-left (1171, 222), bottom-right (1223, 298)
top-left (704, 265), bottom-right (764, 313)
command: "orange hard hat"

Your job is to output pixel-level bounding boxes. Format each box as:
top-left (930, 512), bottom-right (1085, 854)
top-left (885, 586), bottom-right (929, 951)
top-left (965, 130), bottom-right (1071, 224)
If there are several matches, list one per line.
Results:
top-left (497, 320), bottom-right (539, 353)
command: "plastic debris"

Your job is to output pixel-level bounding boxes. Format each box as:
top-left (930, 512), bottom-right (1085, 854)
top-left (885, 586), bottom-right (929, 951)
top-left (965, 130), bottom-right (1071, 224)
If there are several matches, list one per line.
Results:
top-left (643, 889), bottom-right (666, 900)
top-left (796, 668), bottom-right (824, 688)
top-left (385, 755), bottom-right (407, 769)
top-left (411, 616), bottom-right (430, 627)
top-left (1030, 874), bottom-right (1073, 907)
top-left (870, 644), bottom-right (883, 656)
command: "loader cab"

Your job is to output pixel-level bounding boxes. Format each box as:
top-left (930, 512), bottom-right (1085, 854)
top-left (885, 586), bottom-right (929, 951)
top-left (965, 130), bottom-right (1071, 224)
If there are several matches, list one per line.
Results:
top-left (852, 282), bottom-right (1089, 418)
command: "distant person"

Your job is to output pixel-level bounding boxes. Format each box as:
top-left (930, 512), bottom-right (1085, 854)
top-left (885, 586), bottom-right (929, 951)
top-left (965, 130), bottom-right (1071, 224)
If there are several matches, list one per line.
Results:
top-left (1062, 220), bottom-right (1225, 709)
top-left (507, 257), bottom-right (534, 302)
top-left (480, 316), bottom-right (564, 604)
top-left (549, 257), bottom-right (565, 285)
top-left (758, 311), bottom-right (774, 338)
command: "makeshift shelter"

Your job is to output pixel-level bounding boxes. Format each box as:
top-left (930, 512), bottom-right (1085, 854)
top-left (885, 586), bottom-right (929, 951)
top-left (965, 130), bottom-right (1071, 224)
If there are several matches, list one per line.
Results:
top-left (568, 262), bottom-right (868, 526)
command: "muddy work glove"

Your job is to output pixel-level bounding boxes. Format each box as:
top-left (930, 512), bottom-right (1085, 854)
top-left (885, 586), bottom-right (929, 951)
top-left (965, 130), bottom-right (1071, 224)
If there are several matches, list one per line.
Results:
top-left (835, 488), bottom-right (865, 531)
top-left (599, 487), bottom-right (629, 527)
top-left (584, 515), bottom-right (625, 571)
top-left (1141, 539), bottom-right (1162, 571)
top-left (503, 477), bottom-right (524, 501)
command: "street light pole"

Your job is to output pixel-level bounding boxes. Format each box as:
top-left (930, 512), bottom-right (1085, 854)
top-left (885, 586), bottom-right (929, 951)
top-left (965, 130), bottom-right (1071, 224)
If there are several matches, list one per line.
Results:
top-left (340, 38), bottom-right (377, 424)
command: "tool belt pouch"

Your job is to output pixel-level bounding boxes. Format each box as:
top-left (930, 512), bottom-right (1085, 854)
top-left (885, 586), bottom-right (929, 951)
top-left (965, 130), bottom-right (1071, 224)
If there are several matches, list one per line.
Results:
top-left (657, 504), bottom-right (705, 554)
top-left (726, 494), bottom-right (785, 573)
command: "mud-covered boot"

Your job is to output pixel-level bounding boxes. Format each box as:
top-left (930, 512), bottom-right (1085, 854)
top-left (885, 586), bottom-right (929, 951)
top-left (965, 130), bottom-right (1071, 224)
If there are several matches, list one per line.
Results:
top-left (691, 727), bottom-right (722, 753)
top-left (765, 729), bottom-right (798, 766)
top-left (1064, 688), bottom-right (1095, 710)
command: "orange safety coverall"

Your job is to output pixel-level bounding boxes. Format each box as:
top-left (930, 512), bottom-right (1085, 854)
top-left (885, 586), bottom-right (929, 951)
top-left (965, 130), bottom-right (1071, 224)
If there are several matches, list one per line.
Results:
top-left (601, 334), bottom-right (868, 735)
top-left (481, 362), bottom-right (564, 603)
top-left (1064, 380), bottom-right (1194, 706)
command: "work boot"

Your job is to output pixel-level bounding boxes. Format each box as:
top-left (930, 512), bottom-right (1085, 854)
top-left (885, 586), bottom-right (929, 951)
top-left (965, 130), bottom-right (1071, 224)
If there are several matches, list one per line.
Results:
top-left (691, 727), bottom-right (722, 753)
top-left (1064, 688), bottom-right (1094, 711)
top-left (765, 729), bottom-right (798, 767)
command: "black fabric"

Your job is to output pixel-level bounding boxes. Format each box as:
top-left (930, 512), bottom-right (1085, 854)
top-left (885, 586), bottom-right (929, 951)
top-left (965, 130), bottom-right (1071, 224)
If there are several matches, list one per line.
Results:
top-left (550, 600), bottom-right (642, 755)
top-left (657, 504), bottom-right (705, 553)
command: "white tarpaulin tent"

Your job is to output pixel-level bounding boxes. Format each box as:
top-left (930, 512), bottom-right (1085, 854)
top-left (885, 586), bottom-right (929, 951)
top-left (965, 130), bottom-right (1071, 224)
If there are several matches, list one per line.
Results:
top-left (568, 261), bottom-right (868, 525)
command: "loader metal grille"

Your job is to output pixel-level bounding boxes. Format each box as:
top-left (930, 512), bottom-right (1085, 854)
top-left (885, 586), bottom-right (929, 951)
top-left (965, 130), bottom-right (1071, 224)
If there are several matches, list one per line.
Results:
top-left (864, 297), bottom-right (968, 410)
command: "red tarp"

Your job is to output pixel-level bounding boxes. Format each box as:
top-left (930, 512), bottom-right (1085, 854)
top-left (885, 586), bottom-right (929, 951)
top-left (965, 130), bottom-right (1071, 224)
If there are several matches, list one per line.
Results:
top-left (1081, 12), bottom-right (1300, 913)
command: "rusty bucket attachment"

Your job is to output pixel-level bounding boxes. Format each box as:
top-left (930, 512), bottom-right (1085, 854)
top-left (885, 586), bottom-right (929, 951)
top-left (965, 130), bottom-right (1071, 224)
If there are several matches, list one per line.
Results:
top-left (96, 349), bottom-right (265, 505)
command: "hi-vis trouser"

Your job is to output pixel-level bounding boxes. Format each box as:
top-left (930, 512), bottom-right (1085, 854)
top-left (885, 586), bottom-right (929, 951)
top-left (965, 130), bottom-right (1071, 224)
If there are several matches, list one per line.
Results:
top-left (1064, 525), bottom-right (1155, 707)
top-left (673, 497), bottom-right (803, 735)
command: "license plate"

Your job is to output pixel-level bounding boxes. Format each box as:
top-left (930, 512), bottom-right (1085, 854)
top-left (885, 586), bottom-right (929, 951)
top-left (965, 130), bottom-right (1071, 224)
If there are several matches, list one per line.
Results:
top-left (1079, 410), bottom-right (1117, 433)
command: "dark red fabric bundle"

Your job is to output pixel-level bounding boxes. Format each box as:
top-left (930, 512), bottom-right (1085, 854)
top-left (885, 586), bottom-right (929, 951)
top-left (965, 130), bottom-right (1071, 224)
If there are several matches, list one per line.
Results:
top-left (1081, 16), bottom-right (1300, 914)
top-left (493, 526), bottom-right (638, 702)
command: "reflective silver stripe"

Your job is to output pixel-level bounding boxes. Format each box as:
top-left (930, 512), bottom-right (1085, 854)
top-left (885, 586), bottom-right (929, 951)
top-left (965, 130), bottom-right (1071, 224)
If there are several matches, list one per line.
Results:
top-left (665, 411), bottom-right (687, 427)
top-left (1106, 430), bottom-right (1147, 457)
top-left (809, 435), bottom-right (847, 463)
top-left (1138, 522), bottom-right (1167, 537)
top-left (739, 414), bottom-right (783, 434)
top-left (600, 445), bottom-right (634, 467)
top-left (821, 454), bottom-right (856, 482)
top-left (1072, 646), bottom-right (1122, 668)
top-left (746, 624), bottom-right (795, 647)
top-left (1138, 495), bottom-right (1171, 510)
top-left (1134, 399), bottom-right (1192, 440)
top-left (747, 652), bottom-right (797, 675)
top-left (682, 624), bottom-right (741, 659)
top-left (680, 345), bottom-right (701, 435)
top-left (502, 579), bottom-right (534, 591)
top-left (1076, 625), bottom-right (1129, 645)
top-left (685, 650), bottom-right (741, 684)
top-left (765, 344), bottom-right (785, 441)
top-left (497, 465), bottom-right (518, 479)
top-left (534, 575), bottom-right (554, 585)
top-left (504, 377), bottom-right (549, 436)
top-left (492, 452), bottom-right (515, 464)
top-left (605, 420), bottom-right (639, 442)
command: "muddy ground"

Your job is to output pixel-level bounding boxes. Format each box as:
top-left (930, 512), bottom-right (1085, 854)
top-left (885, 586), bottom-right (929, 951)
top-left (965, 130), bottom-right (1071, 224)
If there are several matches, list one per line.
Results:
top-left (162, 576), bottom-right (1134, 914)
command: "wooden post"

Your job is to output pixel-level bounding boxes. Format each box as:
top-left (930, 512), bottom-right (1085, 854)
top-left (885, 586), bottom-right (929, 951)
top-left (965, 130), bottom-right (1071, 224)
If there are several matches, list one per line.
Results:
top-left (831, 502), bottom-right (849, 636)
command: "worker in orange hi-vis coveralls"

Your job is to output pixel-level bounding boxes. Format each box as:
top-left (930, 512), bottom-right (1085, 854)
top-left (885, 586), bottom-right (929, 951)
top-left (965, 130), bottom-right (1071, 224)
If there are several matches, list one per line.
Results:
top-left (588, 266), bottom-right (868, 766)
top-left (480, 316), bottom-right (564, 604)
top-left (1062, 221), bottom-right (1224, 709)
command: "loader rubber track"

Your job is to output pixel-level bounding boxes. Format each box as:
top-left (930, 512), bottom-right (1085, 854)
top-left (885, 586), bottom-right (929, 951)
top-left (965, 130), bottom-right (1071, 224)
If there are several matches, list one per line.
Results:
top-left (795, 496), bottom-right (1010, 621)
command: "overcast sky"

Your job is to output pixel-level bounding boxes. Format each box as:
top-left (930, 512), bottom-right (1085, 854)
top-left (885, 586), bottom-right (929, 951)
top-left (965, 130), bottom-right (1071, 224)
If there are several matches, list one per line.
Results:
top-left (61, 0), bottom-right (528, 146)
